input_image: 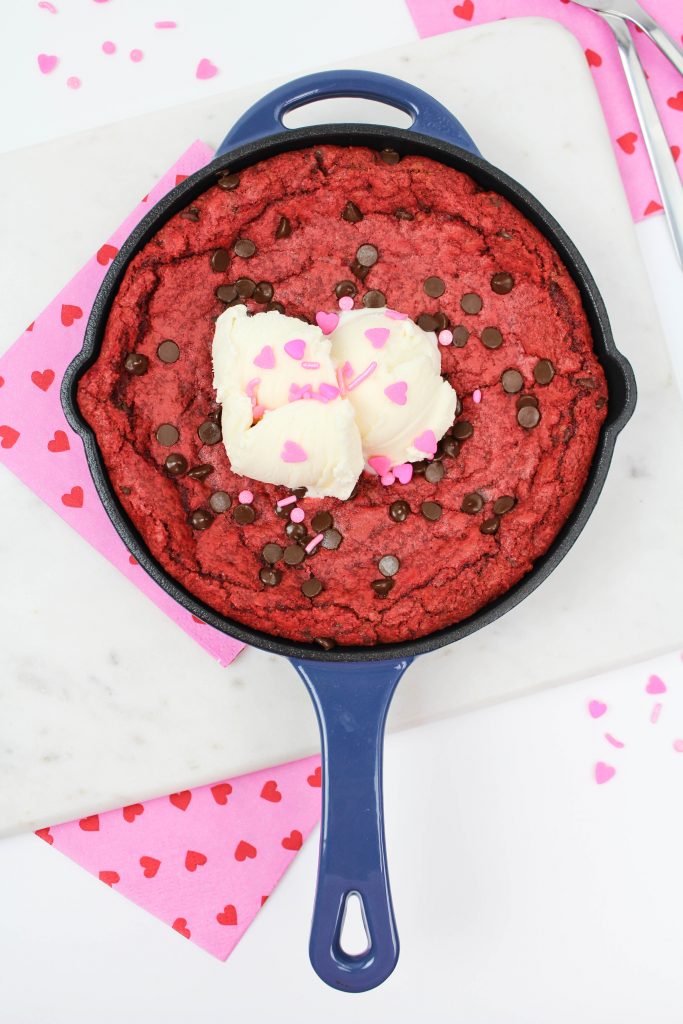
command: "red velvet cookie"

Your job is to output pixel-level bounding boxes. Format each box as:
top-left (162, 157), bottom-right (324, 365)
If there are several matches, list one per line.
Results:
top-left (78, 145), bottom-right (607, 646)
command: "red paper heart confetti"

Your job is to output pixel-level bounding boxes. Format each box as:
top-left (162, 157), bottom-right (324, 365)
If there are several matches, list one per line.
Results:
top-left (172, 917), bottom-right (191, 938)
top-left (585, 48), bottom-right (602, 68)
top-left (307, 766), bottom-right (322, 787)
top-left (452, 0), bottom-right (474, 19)
top-left (36, 827), bottom-right (53, 845)
top-left (667, 92), bottom-right (683, 112)
top-left (60, 303), bottom-right (83, 327)
top-left (644, 200), bottom-right (663, 216)
top-left (47, 430), bottom-right (70, 453)
top-left (260, 780), bottom-right (282, 803)
top-left (31, 369), bottom-right (55, 392)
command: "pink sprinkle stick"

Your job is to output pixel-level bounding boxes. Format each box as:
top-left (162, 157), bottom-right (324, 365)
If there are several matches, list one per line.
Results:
top-left (650, 702), bottom-right (663, 724)
top-left (238, 490), bottom-right (254, 505)
top-left (301, 361), bottom-right (320, 370)
top-left (154, 20), bottom-right (177, 28)
top-left (604, 733), bottom-right (625, 749)
top-left (305, 533), bottom-right (324, 554)
top-left (346, 362), bottom-right (377, 391)
top-left (38, 1), bottom-right (58, 11)
top-left (290, 507), bottom-right (305, 523)
top-left (276, 496), bottom-right (297, 508)
top-left (246, 377), bottom-right (260, 398)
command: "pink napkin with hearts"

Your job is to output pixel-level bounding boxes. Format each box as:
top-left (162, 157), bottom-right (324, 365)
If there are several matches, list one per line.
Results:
top-left (0, 140), bottom-right (243, 667)
top-left (404, 0), bottom-right (683, 223)
top-left (36, 756), bottom-right (323, 960)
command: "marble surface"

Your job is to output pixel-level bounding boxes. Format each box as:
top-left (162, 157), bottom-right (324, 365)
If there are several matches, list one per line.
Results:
top-left (2, 19), bottom-right (683, 835)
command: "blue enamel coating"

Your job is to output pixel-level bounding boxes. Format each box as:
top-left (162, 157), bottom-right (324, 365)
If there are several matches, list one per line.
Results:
top-left (216, 69), bottom-right (480, 156)
top-left (292, 657), bottom-right (412, 992)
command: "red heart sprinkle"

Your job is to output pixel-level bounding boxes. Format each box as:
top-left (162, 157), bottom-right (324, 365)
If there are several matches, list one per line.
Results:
top-left (234, 840), bottom-right (257, 861)
top-left (169, 790), bottom-right (191, 811)
top-left (172, 917), bottom-right (191, 938)
top-left (79, 814), bottom-right (99, 832)
top-left (216, 904), bottom-right (237, 926)
top-left (585, 48), bottom-right (602, 67)
top-left (140, 856), bottom-right (161, 878)
top-left (281, 829), bottom-right (303, 851)
top-left (210, 782), bottom-right (232, 805)
top-left (452, 0), bottom-right (474, 19)
top-left (260, 780), bottom-right (281, 802)
top-left (96, 243), bottom-right (119, 265)
top-left (0, 425), bottom-right (20, 449)
top-left (122, 803), bottom-right (144, 822)
top-left (61, 486), bottom-right (84, 508)
top-left (99, 870), bottom-right (120, 887)
top-left (617, 131), bottom-right (637, 154)
top-left (307, 766), bottom-right (321, 788)
top-left (667, 91), bottom-right (683, 112)
top-left (185, 849), bottom-right (208, 872)
top-left (60, 303), bottom-right (83, 327)
top-left (47, 430), bottom-right (70, 453)
top-left (35, 827), bottom-right (53, 845)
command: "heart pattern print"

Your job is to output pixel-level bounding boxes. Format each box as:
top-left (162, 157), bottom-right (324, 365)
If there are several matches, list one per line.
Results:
top-left (37, 756), bottom-right (322, 960)
top-left (0, 140), bottom-right (243, 668)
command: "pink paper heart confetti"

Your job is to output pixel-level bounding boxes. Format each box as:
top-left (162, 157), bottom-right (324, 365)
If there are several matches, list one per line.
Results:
top-left (364, 327), bottom-right (390, 349)
top-left (196, 58), bottom-right (218, 80)
top-left (315, 311), bottom-right (339, 335)
top-left (384, 381), bottom-right (408, 405)
top-left (281, 440), bottom-right (307, 463)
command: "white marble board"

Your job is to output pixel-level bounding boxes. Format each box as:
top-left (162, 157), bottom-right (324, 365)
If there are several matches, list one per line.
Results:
top-left (1, 18), bottom-right (682, 835)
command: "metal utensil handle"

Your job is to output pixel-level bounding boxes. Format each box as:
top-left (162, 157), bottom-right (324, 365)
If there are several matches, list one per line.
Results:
top-left (602, 12), bottom-right (683, 268)
top-left (624, 3), bottom-right (683, 78)
top-left (291, 657), bottom-right (412, 992)
top-left (216, 69), bottom-right (480, 156)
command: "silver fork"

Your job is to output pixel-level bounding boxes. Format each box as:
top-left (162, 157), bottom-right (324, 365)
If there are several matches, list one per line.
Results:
top-left (571, 0), bottom-right (683, 76)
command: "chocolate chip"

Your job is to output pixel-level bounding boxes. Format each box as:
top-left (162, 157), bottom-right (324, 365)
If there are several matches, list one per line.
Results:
top-left (260, 567), bottom-right (282, 587)
top-left (596, 396), bottom-right (606, 410)
top-left (198, 420), bottom-right (222, 445)
top-left (314, 636), bottom-right (335, 650)
top-left (233, 503), bottom-right (255, 524)
top-left (211, 248), bottom-right (230, 273)
top-left (189, 508), bottom-right (212, 530)
top-left (412, 460), bottom-right (429, 475)
top-left (217, 286), bottom-right (240, 307)
top-left (266, 300), bottom-right (285, 313)
top-left (350, 259), bottom-right (370, 282)
top-left (234, 277), bottom-right (254, 299)
top-left (234, 238), bottom-right (256, 259)
top-left (342, 201), bottom-right (363, 223)
top-left (253, 281), bottom-right (274, 303)
top-left (286, 521), bottom-right (307, 541)
top-left (395, 208), bottom-right (414, 220)
top-left (455, 396), bottom-right (463, 417)
top-left (379, 148), bottom-right (400, 165)
top-left (501, 368), bottom-right (523, 393)
top-left (425, 461), bottom-right (445, 483)
top-left (534, 359), bottom-right (555, 385)
top-left (157, 339), bottom-right (180, 363)
top-left (180, 206), bottom-right (200, 221)
top-left (441, 437), bottom-right (460, 458)
top-left (187, 464), bottom-right (214, 481)
top-left (452, 421), bottom-right (473, 440)
top-left (378, 554), bottom-right (400, 577)
top-left (518, 405), bottom-right (541, 429)
top-left (451, 325), bottom-right (469, 348)
top-left (165, 453), bottom-right (188, 477)
top-left (120, 486), bottom-right (131, 495)
top-left (371, 578), bottom-right (395, 596)
top-left (275, 216), bottom-right (291, 239)
top-left (363, 290), bottom-right (386, 308)
top-left (433, 312), bottom-right (450, 332)
top-left (356, 244), bottom-right (379, 268)
top-left (389, 500), bottom-right (410, 522)
top-left (516, 394), bottom-right (539, 411)
top-left (497, 229), bottom-right (514, 240)
top-left (124, 352), bottom-right (148, 375)
top-left (209, 409), bottom-right (222, 424)
top-left (461, 293), bottom-right (483, 314)
top-left (322, 528), bottom-right (342, 550)
top-left (417, 313), bottom-right (439, 332)
top-left (481, 327), bottom-right (503, 350)
top-left (284, 544), bottom-right (305, 566)
top-left (156, 423), bottom-right (179, 446)
top-left (461, 492), bottom-right (484, 514)
top-left (421, 501), bottom-right (442, 521)
top-left (493, 495), bottom-right (515, 515)
top-left (424, 275), bottom-right (446, 298)
top-left (292, 487), bottom-right (307, 499)
top-left (480, 516), bottom-right (500, 535)
top-left (311, 511), bottom-right (333, 532)
top-left (491, 272), bottom-right (514, 294)
top-left (217, 172), bottom-right (240, 191)
top-left (274, 502), bottom-right (290, 519)
top-left (335, 280), bottom-right (357, 299)
top-left (302, 578), bottom-right (323, 598)
top-left (209, 490), bottom-right (232, 513)
top-left (262, 543), bottom-right (283, 565)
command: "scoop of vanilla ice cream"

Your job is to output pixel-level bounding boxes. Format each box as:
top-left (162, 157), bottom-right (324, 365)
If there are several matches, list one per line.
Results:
top-left (330, 308), bottom-right (457, 468)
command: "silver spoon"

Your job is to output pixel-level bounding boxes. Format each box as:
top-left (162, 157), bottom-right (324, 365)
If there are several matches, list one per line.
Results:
top-left (571, 0), bottom-right (683, 76)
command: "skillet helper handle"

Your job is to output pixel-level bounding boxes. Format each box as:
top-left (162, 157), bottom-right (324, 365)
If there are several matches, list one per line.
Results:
top-left (216, 69), bottom-right (480, 155)
top-left (291, 657), bottom-right (412, 992)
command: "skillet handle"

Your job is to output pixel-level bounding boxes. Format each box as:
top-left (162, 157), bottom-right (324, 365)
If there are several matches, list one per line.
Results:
top-left (216, 69), bottom-right (479, 155)
top-left (291, 656), bottom-right (412, 992)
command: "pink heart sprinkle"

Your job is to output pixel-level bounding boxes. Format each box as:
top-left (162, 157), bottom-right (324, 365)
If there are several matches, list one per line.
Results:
top-left (315, 311), bottom-right (339, 335)
top-left (253, 345), bottom-right (275, 369)
top-left (318, 383), bottom-right (340, 401)
top-left (472, 389), bottom-right (482, 404)
top-left (365, 327), bottom-right (390, 349)
top-left (37, 53), bottom-right (58, 74)
top-left (385, 309), bottom-right (408, 320)
top-left (339, 296), bottom-right (354, 311)
top-left (438, 329), bottom-right (453, 346)
top-left (393, 463), bottom-right (413, 484)
top-left (381, 473), bottom-right (396, 486)
top-left (281, 440), bottom-right (307, 463)
top-left (290, 507), bottom-right (305, 523)
top-left (588, 700), bottom-right (607, 719)
top-left (284, 339), bottom-right (306, 361)
top-left (368, 456), bottom-right (392, 477)
top-left (646, 674), bottom-right (666, 694)
top-left (595, 762), bottom-right (616, 785)
top-left (413, 429), bottom-right (437, 455)
top-left (196, 58), bottom-right (218, 80)
top-left (384, 381), bottom-right (408, 406)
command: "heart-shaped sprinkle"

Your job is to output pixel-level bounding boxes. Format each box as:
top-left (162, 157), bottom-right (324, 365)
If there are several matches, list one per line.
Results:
top-left (210, 782), bottom-right (233, 805)
top-left (196, 58), bottom-right (218, 80)
top-left (453, 0), bottom-right (474, 18)
top-left (253, 345), bottom-right (275, 369)
top-left (140, 856), bottom-right (160, 878)
top-left (588, 700), bottom-right (607, 719)
top-left (646, 674), bottom-right (666, 694)
top-left (594, 761), bottom-right (616, 785)
top-left (281, 440), bottom-right (307, 463)
top-left (585, 48), bottom-right (602, 67)
top-left (385, 309), bottom-right (408, 320)
top-left (37, 53), bottom-right (58, 74)
top-left (368, 455), bottom-right (392, 476)
top-left (260, 780), bottom-right (282, 802)
top-left (315, 311), bottom-right (339, 335)
top-left (234, 840), bottom-right (257, 861)
top-left (667, 91), bottom-right (683, 112)
top-left (393, 463), bottom-right (413, 484)
top-left (365, 327), bottom-right (390, 349)
top-left (617, 132), bottom-right (638, 155)
top-left (281, 829), bottom-right (303, 851)
top-left (35, 827), bottom-right (53, 845)
top-left (216, 904), bottom-right (238, 926)
top-left (384, 381), bottom-right (408, 405)
top-left (284, 339), bottom-right (306, 361)
top-left (185, 849), bottom-right (207, 872)
top-left (413, 429), bottom-right (437, 455)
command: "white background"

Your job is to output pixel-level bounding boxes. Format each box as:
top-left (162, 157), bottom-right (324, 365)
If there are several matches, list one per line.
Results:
top-left (2, 2), bottom-right (683, 1021)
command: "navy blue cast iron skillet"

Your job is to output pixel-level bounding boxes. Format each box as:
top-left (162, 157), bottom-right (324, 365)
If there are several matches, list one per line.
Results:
top-left (61, 70), bottom-right (636, 993)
